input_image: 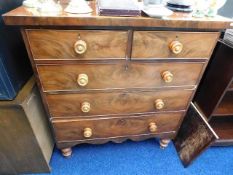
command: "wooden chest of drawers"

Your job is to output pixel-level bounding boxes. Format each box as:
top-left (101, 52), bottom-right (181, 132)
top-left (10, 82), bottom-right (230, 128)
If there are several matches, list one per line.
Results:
top-left (24, 28), bottom-right (218, 156)
top-left (3, 2), bottom-right (233, 166)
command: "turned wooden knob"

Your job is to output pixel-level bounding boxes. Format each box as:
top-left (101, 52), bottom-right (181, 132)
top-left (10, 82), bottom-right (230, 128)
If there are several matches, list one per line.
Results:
top-left (155, 99), bottom-right (165, 110)
top-left (83, 128), bottom-right (92, 138)
top-left (161, 71), bottom-right (173, 83)
top-left (74, 40), bottom-right (87, 55)
top-left (77, 74), bottom-right (88, 87)
top-left (81, 102), bottom-right (91, 113)
top-left (149, 122), bottom-right (157, 132)
top-left (169, 41), bottom-right (183, 54)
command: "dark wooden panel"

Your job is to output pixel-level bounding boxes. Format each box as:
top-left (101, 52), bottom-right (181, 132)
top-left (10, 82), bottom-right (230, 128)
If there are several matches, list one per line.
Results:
top-left (0, 78), bottom-right (53, 174)
top-left (210, 116), bottom-right (233, 142)
top-left (174, 103), bottom-right (218, 167)
top-left (52, 112), bottom-right (183, 141)
top-left (214, 91), bottom-right (233, 116)
top-left (46, 89), bottom-right (193, 118)
top-left (37, 62), bottom-right (204, 92)
top-left (194, 41), bottom-right (233, 118)
top-left (132, 31), bottom-right (219, 59)
top-left (26, 30), bottom-right (128, 60)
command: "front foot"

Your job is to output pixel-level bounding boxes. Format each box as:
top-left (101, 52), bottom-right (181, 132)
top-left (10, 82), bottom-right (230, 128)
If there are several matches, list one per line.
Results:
top-left (159, 139), bottom-right (171, 149)
top-left (61, 148), bottom-right (72, 157)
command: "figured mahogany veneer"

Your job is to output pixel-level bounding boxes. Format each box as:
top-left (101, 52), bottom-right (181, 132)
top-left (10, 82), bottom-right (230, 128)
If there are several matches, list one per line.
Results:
top-left (52, 112), bottom-right (183, 142)
top-left (132, 31), bottom-right (219, 59)
top-left (37, 62), bottom-right (204, 92)
top-left (4, 2), bottom-right (230, 160)
top-left (26, 30), bottom-right (128, 60)
top-left (46, 89), bottom-right (192, 118)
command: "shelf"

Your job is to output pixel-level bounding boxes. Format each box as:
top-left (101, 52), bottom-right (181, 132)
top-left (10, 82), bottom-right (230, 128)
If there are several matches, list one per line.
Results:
top-left (229, 82), bottom-right (233, 91)
top-left (214, 91), bottom-right (233, 116)
top-left (210, 116), bottom-right (233, 142)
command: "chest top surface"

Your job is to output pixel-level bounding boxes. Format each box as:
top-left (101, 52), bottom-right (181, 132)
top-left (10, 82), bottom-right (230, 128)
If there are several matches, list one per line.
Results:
top-left (2, 1), bottom-right (233, 30)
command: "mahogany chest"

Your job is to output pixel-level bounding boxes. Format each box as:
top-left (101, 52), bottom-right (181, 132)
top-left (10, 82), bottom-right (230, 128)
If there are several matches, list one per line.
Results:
top-left (3, 2), bottom-right (233, 166)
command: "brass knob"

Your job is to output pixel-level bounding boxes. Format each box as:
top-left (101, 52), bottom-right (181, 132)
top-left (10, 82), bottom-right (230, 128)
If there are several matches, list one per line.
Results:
top-left (169, 41), bottom-right (183, 54)
top-left (155, 99), bottom-right (165, 110)
top-left (77, 74), bottom-right (88, 87)
top-left (74, 40), bottom-right (87, 55)
top-left (83, 128), bottom-right (92, 138)
top-left (161, 71), bottom-right (173, 83)
top-left (149, 122), bottom-right (157, 132)
top-left (81, 102), bottom-right (91, 113)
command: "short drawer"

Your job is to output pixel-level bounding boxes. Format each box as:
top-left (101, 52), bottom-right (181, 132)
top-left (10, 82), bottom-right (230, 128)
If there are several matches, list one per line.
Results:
top-left (132, 31), bottom-right (219, 59)
top-left (52, 112), bottom-right (183, 141)
top-left (26, 30), bottom-right (128, 60)
top-left (46, 89), bottom-right (193, 117)
top-left (37, 62), bottom-right (204, 92)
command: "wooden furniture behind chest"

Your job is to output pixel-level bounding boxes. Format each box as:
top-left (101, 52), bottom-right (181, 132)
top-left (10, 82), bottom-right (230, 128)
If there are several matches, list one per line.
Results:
top-left (0, 77), bottom-right (54, 174)
top-left (194, 40), bottom-right (233, 146)
top-left (3, 1), bottom-right (233, 165)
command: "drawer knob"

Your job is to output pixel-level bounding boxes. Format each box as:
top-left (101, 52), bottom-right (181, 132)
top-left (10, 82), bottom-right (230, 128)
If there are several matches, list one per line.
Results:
top-left (81, 102), bottom-right (91, 113)
top-left (149, 122), bottom-right (157, 133)
top-left (83, 128), bottom-right (92, 138)
top-left (77, 74), bottom-right (88, 87)
top-left (155, 99), bottom-right (165, 110)
top-left (161, 71), bottom-right (173, 83)
top-left (74, 40), bottom-right (87, 55)
top-left (169, 41), bottom-right (183, 54)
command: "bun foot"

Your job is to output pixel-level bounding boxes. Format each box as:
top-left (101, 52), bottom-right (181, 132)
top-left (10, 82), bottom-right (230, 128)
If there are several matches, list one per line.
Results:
top-left (61, 148), bottom-right (72, 157)
top-left (160, 139), bottom-right (171, 149)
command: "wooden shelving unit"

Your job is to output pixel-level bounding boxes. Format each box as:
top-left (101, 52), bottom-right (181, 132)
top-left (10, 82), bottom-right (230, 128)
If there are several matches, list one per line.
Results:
top-left (194, 40), bottom-right (233, 146)
top-left (214, 91), bottom-right (233, 116)
top-left (210, 116), bottom-right (233, 145)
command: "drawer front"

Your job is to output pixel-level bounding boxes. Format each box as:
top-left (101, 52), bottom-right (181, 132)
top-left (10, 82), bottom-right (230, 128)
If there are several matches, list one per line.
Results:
top-left (46, 89), bottom-right (193, 117)
top-left (37, 62), bottom-right (204, 92)
top-left (132, 31), bottom-right (219, 59)
top-left (26, 30), bottom-right (128, 60)
top-left (52, 112), bottom-right (183, 141)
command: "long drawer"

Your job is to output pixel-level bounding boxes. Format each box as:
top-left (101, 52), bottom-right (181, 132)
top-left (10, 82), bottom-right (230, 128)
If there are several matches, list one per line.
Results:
top-left (37, 62), bottom-right (204, 92)
top-left (26, 29), bottom-right (128, 60)
top-left (46, 89), bottom-right (193, 118)
top-left (132, 31), bottom-right (219, 59)
top-left (52, 112), bottom-right (183, 142)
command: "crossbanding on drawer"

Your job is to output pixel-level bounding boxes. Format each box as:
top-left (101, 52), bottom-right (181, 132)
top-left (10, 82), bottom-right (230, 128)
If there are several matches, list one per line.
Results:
top-left (37, 62), bottom-right (204, 92)
top-left (46, 89), bottom-right (193, 118)
top-left (52, 112), bottom-right (183, 141)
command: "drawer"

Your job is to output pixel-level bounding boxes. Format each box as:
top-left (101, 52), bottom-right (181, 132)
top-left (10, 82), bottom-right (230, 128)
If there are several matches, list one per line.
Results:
top-left (26, 30), bottom-right (128, 60)
top-left (46, 89), bottom-right (193, 117)
top-left (37, 62), bottom-right (204, 92)
top-left (132, 31), bottom-right (219, 59)
top-left (52, 112), bottom-right (183, 141)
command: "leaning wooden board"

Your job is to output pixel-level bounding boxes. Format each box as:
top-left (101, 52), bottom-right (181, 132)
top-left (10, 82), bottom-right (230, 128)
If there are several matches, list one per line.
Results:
top-left (3, 1), bottom-right (233, 167)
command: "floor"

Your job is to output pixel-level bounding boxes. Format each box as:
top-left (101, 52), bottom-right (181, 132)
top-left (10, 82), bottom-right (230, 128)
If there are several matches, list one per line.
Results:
top-left (32, 139), bottom-right (233, 175)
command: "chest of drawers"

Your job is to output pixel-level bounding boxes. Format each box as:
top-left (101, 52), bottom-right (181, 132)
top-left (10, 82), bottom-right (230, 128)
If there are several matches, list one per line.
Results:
top-left (3, 2), bottom-right (233, 167)
top-left (25, 28), bottom-right (218, 156)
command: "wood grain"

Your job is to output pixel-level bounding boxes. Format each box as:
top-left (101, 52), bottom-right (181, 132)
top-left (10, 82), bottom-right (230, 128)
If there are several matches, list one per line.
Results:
top-left (2, 3), bottom-right (233, 30)
top-left (132, 31), bottom-right (219, 59)
top-left (52, 112), bottom-right (183, 141)
top-left (46, 89), bottom-right (193, 117)
top-left (26, 30), bottom-right (128, 60)
top-left (37, 62), bottom-right (204, 92)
